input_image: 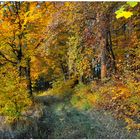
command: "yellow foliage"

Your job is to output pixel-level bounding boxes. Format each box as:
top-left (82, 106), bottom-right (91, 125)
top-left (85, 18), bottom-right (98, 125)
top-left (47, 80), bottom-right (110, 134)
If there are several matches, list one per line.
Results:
top-left (116, 11), bottom-right (133, 19)
top-left (70, 83), bottom-right (98, 110)
top-left (0, 67), bottom-right (32, 123)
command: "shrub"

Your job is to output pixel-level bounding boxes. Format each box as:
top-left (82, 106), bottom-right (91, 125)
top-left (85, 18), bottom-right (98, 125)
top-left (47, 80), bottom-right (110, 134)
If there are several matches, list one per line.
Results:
top-left (42, 78), bottom-right (76, 99)
top-left (0, 67), bottom-right (32, 122)
top-left (95, 78), bottom-right (140, 131)
top-left (70, 83), bottom-right (97, 110)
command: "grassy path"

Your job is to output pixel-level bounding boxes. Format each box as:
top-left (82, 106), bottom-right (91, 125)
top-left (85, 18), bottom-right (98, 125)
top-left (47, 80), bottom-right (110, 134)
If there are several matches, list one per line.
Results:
top-left (35, 94), bottom-right (137, 139)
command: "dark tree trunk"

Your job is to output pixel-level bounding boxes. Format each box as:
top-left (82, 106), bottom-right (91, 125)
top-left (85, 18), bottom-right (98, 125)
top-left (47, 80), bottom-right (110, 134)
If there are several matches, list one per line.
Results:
top-left (17, 42), bottom-right (22, 77)
top-left (26, 58), bottom-right (33, 96)
top-left (108, 30), bottom-right (116, 73)
top-left (59, 59), bottom-right (69, 81)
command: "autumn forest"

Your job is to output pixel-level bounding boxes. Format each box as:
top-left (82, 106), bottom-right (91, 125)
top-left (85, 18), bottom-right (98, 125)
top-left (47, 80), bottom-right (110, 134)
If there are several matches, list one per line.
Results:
top-left (0, 1), bottom-right (140, 139)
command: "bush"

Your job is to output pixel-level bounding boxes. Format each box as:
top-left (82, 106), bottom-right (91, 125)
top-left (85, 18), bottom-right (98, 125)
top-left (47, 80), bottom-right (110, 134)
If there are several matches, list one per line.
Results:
top-left (95, 78), bottom-right (140, 131)
top-left (41, 79), bottom-right (76, 99)
top-left (70, 83), bottom-right (97, 110)
top-left (0, 68), bottom-right (32, 122)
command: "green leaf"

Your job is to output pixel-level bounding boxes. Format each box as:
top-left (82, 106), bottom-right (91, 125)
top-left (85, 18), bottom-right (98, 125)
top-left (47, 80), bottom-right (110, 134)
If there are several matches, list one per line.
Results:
top-left (127, 2), bottom-right (138, 8)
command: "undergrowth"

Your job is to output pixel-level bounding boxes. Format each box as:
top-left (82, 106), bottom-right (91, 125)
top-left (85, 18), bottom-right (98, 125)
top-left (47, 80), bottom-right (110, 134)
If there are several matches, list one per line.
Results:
top-left (33, 76), bottom-right (140, 138)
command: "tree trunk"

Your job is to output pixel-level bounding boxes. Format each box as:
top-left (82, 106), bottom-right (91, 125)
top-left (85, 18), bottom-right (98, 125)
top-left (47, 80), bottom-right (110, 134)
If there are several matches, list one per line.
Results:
top-left (59, 59), bottom-right (69, 81)
top-left (17, 43), bottom-right (22, 77)
top-left (17, 33), bottom-right (23, 77)
top-left (26, 58), bottom-right (32, 96)
top-left (101, 39), bottom-right (107, 80)
top-left (108, 30), bottom-right (116, 73)
top-left (98, 12), bottom-right (109, 81)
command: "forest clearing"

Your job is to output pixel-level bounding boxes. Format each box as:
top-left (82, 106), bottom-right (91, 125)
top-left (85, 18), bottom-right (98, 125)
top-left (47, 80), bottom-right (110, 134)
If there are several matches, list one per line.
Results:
top-left (0, 1), bottom-right (140, 139)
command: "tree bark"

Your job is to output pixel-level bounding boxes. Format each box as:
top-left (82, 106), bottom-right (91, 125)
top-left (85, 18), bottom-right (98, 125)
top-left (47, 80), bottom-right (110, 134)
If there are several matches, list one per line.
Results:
top-left (26, 58), bottom-right (33, 96)
top-left (17, 41), bottom-right (22, 77)
top-left (108, 30), bottom-right (116, 73)
top-left (101, 39), bottom-right (107, 80)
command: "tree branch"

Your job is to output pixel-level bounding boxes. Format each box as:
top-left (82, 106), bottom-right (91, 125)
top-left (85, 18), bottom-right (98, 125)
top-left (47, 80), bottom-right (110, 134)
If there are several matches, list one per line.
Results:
top-left (0, 51), bottom-right (17, 64)
top-left (35, 38), bottom-right (45, 49)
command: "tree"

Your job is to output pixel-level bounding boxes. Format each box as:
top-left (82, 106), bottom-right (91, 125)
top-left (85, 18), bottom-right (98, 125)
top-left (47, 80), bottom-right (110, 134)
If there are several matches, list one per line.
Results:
top-left (0, 2), bottom-right (52, 95)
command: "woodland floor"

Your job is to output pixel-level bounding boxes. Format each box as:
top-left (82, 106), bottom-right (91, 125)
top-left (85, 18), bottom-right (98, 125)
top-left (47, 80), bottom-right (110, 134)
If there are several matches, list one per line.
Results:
top-left (0, 90), bottom-right (138, 139)
top-left (35, 93), bottom-right (138, 139)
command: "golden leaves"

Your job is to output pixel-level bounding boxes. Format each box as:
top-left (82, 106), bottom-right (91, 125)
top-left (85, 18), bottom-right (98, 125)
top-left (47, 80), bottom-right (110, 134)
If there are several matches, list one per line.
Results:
top-left (115, 2), bottom-right (138, 19)
top-left (116, 10), bottom-right (133, 19)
